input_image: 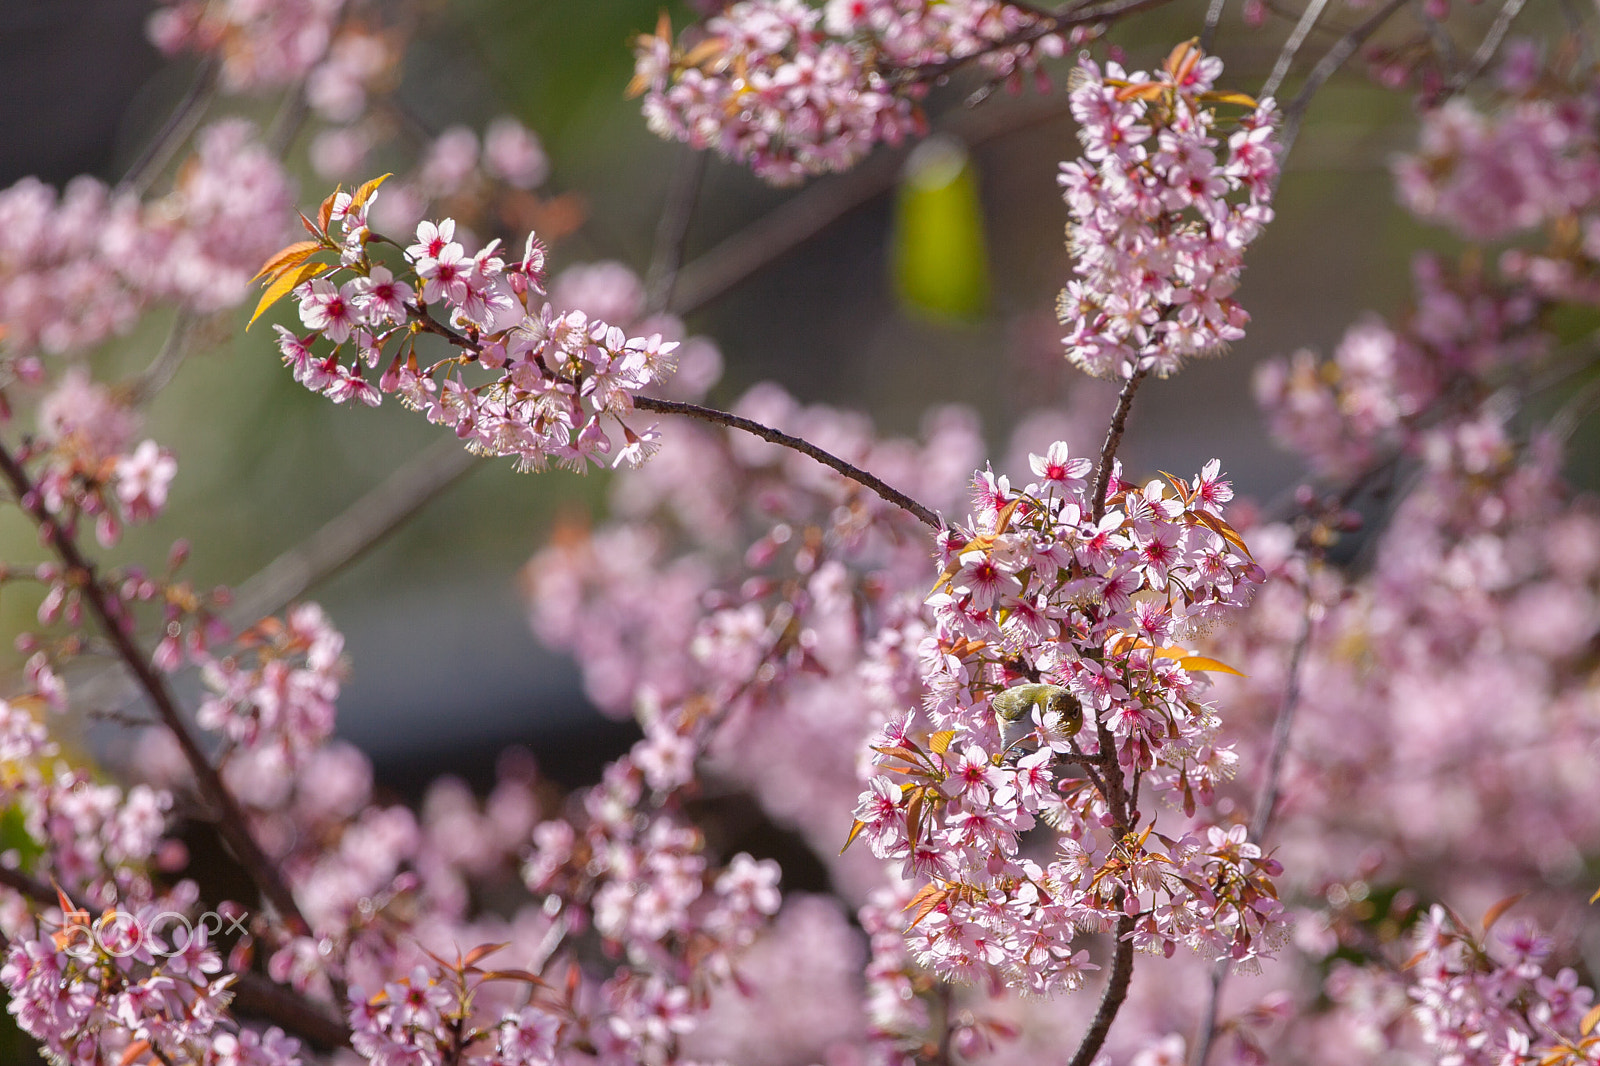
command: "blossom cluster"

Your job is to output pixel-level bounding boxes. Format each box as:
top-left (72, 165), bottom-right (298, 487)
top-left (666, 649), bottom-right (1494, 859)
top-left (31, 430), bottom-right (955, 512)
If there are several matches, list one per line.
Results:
top-left (1057, 44), bottom-right (1279, 378)
top-left (1407, 905), bottom-right (1599, 1066)
top-left (196, 603), bottom-right (347, 766)
top-left (1254, 253), bottom-right (1544, 480)
top-left (148, 0), bottom-right (348, 92)
top-left (28, 367), bottom-right (178, 548)
top-left (0, 120), bottom-right (293, 356)
top-left (851, 448), bottom-right (1285, 992)
top-left (631, 0), bottom-right (1068, 184)
top-left (270, 184), bottom-right (681, 471)
top-left (3, 885), bottom-right (301, 1066)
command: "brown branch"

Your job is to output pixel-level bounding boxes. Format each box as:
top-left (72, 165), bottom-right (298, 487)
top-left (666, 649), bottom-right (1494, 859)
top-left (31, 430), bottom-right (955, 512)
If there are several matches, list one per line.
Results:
top-left (633, 396), bottom-right (941, 528)
top-left (120, 58), bottom-right (219, 195)
top-left (1445, 0), bottom-right (1529, 94)
top-left (1091, 369), bottom-right (1148, 522)
top-left (231, 972), bottom-right (352, 1050)
top-left (1067, 912), bottom-right (1138, 1066)
top-left (0, 441), bottom-right (309, 938)
top-left (906, 0), bottom-right (1183, 84)
top-left (1261, 0), bottom-right (1334, 99)
top-left (1199, 0), bottom-right (1229, 51)
top-left (1277, 0), bottom-right (1409, 161)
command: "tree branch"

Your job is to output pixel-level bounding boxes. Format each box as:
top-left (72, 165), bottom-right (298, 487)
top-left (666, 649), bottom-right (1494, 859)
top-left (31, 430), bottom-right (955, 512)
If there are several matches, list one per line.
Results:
top-left (0, 441), bottom-right (309, 938)
top-left (1277, 0), bottom-right (1409, 161)
top-left (633, 396), bottom-right (941, 528)
top-left (1261, 0), bottom-right (1334, 99)
top-left (1067, 912), bottom-right (1138, 1066)
top-left (1091, 370), bottom-right (1147, 522)
top-left (225, 437), bottom-right (479, 626)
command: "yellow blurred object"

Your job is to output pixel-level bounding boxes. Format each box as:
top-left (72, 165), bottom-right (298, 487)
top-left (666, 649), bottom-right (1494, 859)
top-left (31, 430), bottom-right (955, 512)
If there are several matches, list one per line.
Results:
top-left (891, 134), bottom-right (990, 322)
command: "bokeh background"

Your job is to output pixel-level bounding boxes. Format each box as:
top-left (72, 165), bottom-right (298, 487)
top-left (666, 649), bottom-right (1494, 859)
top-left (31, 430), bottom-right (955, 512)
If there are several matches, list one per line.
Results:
top-left (0, 0), bottom-right (1572, 809)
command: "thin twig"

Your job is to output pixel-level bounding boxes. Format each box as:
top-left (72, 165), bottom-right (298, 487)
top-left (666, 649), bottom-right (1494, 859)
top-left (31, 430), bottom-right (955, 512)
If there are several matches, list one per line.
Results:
top-left (908, 0), bottom-right (1183, 84)
top-left (645, 148), bottom-right (709, 315)
top-left (633, 396), bottom-right (941, 528)
top-left (1191, 589), bottom-right (1315, 1066)
top-left (1199, 0), bottom-right (1229, 51)
top-left (124, 312), bottom-right (195, 408)
top-left (1413, 0), bottom-right (1464, 83)
top-left (1277, 0), bottom-right (1410, 161)
top-left (1262, 0), bottom-right (1334, 99)
top-left (0, 441), bottom-right (309, 938)
top-left (1091, 369), bottom-right (1148, 522)
top-left (1445, 0), bottom-right (1529, 93)
top-left (121, 58), bottom-right (219, 195)
top-left (1250, 595), bottom-right (1315, 842)
top-left (226, 437), bottom-right (479, 626)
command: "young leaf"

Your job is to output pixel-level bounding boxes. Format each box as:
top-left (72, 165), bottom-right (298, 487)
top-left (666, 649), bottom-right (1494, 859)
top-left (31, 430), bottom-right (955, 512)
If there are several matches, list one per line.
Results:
top-left (350, 173), bottom-right (393, 213)
top-left (253, 241), bottom-right (323, 283)
top-left (1178, 655), bottom-right (1248, 678)
top-left (928, 730), bottom-right (956, 755)
top-left (840, 819), bottom-right (869, 855)
top-left (1480, 892), bottom-right (1528, 934)
top-left (248, 260), bottom-right (328, 330)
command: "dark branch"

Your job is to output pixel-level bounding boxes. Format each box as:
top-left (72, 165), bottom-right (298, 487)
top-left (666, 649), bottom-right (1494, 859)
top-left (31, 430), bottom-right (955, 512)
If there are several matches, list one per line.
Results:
top-left (1091, 370), bottom-right (1148, 522)
top-left (0, 441), bottom-right (309, 938)
top-left (1067, 913), bottom-right (1139, 1066)
top-left (633, 396), bottom-right (941, 528)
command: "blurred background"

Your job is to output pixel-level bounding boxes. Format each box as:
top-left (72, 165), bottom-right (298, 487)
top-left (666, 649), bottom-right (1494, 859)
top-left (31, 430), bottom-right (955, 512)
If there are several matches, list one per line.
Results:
top-left (0, 0), bottom-right (1562, 799)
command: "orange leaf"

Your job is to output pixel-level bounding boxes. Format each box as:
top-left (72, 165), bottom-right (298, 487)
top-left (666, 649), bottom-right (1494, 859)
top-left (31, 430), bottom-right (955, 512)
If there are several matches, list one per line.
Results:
top-left (903, 882), bottom-right (950, 930)
top-left (350, 173), bottom-right (393, 213)
top-left (248, 260), bottom-right (328, 330)
top-left (1200, 90), bottom-right (1260, 108)
top-left (1178, 655), bottom-right (1247, 678)
top-left (681, 36), bottom-right (726, 69)
top-left (1481, 892), bottom-right (1527, 934)
top-left (253, 240), bottom-right (323, 283)
top-left (928, 730), bottom-right (956, 755)
top-left (298, 210), bottom-right (322, 238)
top-left (1115, 82), bottom-right (1165, 102)
top-left (1582, 1003), bottom-right (1600, 1037)
top-left (462, 942), bottom-right (509, 969)
top-left (1399, 949), bottom-right (1430, 971)
top-left (993, 498), bottom-right (1022, 536)
top-left (119, 1040), bottom-right (152, 1066)
top-left (479, 969), bottom-right (547, 985)
top-left (1192, 511), bottom-right (1254, 559)
top-left (1590, 883), bottom-right (1600, 905)
top-left (840, 819), bottom-right (868, 855)
top-left (317, 187), bottom-right (341, 233)
top-left (905, 788), bottom-right (927, 847)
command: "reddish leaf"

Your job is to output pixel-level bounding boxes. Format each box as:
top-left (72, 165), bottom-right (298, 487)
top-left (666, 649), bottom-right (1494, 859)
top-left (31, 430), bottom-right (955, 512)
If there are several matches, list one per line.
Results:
top-left (1481, 892), bottom-right (1528, 934)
